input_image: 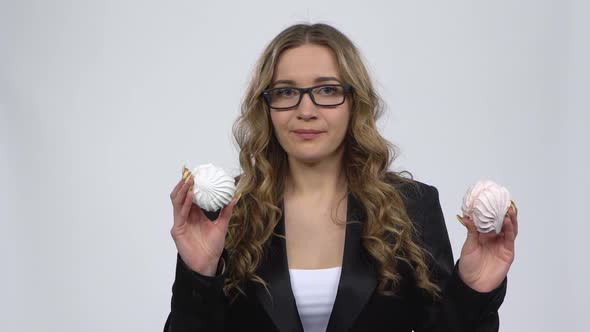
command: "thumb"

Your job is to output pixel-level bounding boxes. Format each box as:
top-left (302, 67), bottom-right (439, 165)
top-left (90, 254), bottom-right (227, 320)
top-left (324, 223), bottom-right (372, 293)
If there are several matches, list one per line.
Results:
top-left (458, 214), bottom-right (480, 254)
top-left (215, 192), bottom-right (241, 226)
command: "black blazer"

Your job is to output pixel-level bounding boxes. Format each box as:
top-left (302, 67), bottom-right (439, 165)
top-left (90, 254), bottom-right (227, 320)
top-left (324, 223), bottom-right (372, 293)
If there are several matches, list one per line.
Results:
top-left (164, 181), bottom-right (507, 331)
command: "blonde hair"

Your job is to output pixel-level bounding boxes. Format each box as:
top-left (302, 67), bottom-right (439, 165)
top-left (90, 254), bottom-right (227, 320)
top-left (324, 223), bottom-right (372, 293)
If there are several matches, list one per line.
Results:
top-left (226, 23), bottom-right (441, 301)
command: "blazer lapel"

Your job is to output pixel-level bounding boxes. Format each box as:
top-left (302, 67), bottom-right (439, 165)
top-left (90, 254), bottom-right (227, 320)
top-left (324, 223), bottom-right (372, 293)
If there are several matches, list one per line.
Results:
top-left (254, 199), bottom-right (304, 332)
top-left (254, 192), bottom-right (377, 332)
top-left (326, 192), bottom-right (377, 332)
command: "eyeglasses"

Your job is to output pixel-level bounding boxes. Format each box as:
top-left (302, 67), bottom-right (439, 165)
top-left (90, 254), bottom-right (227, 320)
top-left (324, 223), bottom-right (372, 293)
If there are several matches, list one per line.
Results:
top-left (261, 83), bottom-right (352, 110)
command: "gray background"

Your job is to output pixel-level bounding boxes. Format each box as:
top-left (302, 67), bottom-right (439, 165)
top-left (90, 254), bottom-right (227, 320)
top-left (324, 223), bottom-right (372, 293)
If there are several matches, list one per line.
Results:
top-left (1, 0), bottom-right (588, 331)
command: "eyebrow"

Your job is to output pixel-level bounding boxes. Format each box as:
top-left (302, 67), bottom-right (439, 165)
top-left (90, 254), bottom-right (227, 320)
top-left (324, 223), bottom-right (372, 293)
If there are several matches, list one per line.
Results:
top-left (272, 76), bottom-right (342, 86)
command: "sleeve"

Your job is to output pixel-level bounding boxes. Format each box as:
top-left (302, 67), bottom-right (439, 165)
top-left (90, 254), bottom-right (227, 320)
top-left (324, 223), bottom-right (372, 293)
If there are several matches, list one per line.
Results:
top-left (412, 185), bottom-right (507, 332)
top-left (163, 250), bottom-right (230, 332)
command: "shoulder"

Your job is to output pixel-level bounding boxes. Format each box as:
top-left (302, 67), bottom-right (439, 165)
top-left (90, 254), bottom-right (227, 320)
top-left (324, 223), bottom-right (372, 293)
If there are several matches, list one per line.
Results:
top-left (382, 171), bottom-right (445, 242)
top-left (383, 171), bottom-right (439, 210)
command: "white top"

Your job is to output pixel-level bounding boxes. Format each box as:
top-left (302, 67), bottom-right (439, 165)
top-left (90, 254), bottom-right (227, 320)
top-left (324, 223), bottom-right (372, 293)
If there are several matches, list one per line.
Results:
top-left (288, 266), bottom-right (342, 332)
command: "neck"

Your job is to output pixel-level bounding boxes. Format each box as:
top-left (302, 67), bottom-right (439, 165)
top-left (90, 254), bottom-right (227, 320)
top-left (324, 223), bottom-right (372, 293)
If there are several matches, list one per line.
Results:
top-left (284, 151), bottom-right (347, 200)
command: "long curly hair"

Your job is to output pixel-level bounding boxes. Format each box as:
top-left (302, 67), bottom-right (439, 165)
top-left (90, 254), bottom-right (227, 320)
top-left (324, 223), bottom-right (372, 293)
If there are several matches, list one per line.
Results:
top-left (225, 23), bottom-right (441, 301)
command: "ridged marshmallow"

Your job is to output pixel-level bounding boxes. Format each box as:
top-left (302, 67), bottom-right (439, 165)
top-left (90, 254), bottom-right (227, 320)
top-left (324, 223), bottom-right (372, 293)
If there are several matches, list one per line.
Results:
top-left (190, 163), bottom-right (236, 212)
top-left (461, 180), bottom-right (511, 234)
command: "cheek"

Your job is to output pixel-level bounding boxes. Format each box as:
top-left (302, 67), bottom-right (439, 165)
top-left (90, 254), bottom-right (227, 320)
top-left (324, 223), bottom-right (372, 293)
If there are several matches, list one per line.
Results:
top-left (270, 113), bottom-right (282, 132)
top-left (333, 111), bottom-right (351, 144)
top-left (270, 113), bottom-right (290, 141)
top-left (270, 110), bottom-right (289, 124)
top-left (332, 109), bottom-right (351, 135)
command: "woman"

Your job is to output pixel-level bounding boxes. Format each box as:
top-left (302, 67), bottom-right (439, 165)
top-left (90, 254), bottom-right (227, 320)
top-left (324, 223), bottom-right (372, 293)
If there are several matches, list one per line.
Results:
top-left (164, 23), bottom-right (518, 332)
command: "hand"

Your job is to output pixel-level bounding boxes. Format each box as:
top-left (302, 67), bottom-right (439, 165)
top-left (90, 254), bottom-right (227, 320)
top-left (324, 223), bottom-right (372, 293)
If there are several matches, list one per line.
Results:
top-left (169, 165), bottom-right (239, 276)
top-left (456, 201), bottom-right (518, 292)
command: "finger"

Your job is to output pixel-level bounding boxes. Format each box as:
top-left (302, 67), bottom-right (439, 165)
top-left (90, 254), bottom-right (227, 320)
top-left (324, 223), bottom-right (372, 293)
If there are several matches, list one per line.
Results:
top-left (170, 169), bottom-right (190, 199)
top-left (172, 174), bottom-right (193, 215)
top-left (178, 177), bottom-right (195, 219)
top-left (214, 192), bottom-right (241, 226)
top-left (508, 200), bottom-right (518, 238)
top-left (170, 166), bottom-right (192, 199)
top-left (460, 215), bottom-right (480, 253)
top-left (502, 214), bottom-right (516, 253)
top-left (456, 214), bottom-right (466, 227)
top-left (513, 214), bottom-right (518, 238)
top-left (510, 200), bottom-right (518, 216)
top-left (170, 177), bottom-right (184, 199)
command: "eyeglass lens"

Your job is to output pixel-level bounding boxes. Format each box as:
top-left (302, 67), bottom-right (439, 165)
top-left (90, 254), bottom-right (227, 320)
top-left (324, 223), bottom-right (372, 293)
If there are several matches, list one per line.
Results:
top-left (267, 85), bottom-right (345, 109)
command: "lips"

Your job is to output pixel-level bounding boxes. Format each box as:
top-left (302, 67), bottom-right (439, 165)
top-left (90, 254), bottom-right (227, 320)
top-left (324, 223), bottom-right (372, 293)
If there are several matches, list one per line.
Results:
top-left (292, 129), bottom-right (325, 134)
top-left (292, 130), bottom-right (324, 140)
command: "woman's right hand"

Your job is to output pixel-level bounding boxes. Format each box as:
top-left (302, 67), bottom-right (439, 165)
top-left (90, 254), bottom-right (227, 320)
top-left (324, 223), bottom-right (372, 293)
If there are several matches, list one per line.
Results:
top-left (169, 165), bottom-right (239, 276)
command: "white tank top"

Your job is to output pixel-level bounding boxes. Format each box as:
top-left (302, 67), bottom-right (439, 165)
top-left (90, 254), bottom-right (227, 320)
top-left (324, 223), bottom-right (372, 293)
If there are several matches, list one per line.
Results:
top-left (288, 266), bottom-right (342, 332)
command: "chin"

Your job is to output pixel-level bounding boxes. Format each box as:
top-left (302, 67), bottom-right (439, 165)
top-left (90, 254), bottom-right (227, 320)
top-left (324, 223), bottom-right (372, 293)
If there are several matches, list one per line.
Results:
top-left (289, 153), bottom-right (325, 164)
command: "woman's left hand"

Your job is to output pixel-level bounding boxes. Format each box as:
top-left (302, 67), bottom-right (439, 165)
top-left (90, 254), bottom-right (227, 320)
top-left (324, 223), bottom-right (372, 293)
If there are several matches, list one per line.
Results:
top-left (456, 200), bottom-right (518, 292)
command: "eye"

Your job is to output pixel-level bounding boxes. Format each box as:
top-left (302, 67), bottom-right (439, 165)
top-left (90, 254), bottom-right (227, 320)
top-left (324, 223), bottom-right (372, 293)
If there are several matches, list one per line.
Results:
top-left (317, 86), bottom-right (339, 95)
top-left (274, 88), bottom-right (297, 98)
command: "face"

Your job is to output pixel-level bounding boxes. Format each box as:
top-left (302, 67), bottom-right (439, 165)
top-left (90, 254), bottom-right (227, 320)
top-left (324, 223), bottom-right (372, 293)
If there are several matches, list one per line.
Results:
top-left (269, 44), bottom-right (351, 165)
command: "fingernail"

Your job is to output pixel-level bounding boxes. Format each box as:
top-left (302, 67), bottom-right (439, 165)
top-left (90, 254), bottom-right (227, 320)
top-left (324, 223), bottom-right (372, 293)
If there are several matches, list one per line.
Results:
top-left (456, 214), bottom-right (466, 226)
top-left (184, 174), bottom-right (192, 184)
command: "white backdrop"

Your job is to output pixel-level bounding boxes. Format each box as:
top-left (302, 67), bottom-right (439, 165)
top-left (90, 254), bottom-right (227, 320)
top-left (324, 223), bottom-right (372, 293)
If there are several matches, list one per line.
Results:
top-left (1, 0), bottom-right (588, 331)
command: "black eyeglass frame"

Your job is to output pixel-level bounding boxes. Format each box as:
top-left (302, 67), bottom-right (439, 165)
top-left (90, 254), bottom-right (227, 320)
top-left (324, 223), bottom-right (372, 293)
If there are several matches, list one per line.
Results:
top-left (261, 83), bottom-right (353, 110)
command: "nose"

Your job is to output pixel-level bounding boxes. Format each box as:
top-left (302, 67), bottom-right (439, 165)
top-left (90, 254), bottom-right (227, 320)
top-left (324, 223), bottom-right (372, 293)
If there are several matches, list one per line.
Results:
top-left (295, 91), bottom-right (318, 120)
